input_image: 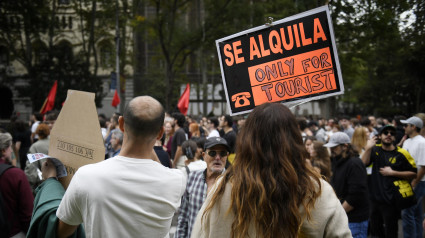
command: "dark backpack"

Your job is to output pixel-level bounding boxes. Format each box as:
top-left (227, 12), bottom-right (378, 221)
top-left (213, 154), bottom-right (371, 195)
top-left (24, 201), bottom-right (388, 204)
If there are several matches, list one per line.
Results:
top-left (0, 164), bottom-right (13, 238)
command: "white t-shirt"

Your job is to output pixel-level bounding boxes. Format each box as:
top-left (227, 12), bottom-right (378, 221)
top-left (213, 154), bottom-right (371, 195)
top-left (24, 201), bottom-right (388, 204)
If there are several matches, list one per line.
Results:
top-left (31, 121), bottom-right (40, 139)
top-left (403, 135), bottom-right (425, 181)
top-left (57, 156), bottom-right (187, 238)
top-left (207, 129), bottom-right (220, 139)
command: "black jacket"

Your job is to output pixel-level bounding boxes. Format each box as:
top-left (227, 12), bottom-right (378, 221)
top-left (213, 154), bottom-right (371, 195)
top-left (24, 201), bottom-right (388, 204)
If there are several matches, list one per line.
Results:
top-left (331, 155), bottom-right (370, 222)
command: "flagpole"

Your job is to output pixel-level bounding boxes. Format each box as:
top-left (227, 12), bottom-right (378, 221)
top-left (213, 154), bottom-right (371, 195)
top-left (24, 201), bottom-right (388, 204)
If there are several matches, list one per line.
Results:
top-left (115, 0), bottom-right (121, 112)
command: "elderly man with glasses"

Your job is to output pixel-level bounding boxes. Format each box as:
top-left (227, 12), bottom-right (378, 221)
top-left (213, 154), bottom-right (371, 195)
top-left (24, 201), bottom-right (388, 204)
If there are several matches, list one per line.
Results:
top-left (175, 137), bottom-right (230, 238)
top-left (362, 125), bottom-right (417, 238)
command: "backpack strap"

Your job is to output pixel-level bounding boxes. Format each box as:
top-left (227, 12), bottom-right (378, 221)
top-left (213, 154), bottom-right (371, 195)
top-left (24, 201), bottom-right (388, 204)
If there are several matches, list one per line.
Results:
top-left (0, 164), bottom-right (13, 236)
top-left (0, 164), bottom-right (13, 177)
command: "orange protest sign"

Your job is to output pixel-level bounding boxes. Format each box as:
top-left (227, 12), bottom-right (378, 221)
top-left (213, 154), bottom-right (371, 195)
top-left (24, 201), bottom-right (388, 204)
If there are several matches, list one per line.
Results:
top-left (216, 6), bottom-right (344, 115)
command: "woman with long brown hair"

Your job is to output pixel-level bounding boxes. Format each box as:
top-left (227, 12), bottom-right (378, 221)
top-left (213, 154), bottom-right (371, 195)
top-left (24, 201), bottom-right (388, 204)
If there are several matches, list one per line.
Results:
top-left (309, 141), bottom-right (332, 182)
top-left (191, 103), bottom-right (351, 238)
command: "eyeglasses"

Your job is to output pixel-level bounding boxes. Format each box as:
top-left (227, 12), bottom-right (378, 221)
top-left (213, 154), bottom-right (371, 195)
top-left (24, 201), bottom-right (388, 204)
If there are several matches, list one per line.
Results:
top-left (382, 131), bottom-right (395, 136)
top-left (207, 150), bottom-right (228, 157)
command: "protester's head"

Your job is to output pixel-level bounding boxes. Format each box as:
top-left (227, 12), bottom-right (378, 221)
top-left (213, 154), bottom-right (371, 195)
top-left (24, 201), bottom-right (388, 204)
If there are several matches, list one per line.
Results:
top-left (189, 123), bottom-right (200, 137)
top-left (297, 117), bottom-right (308, 131)
top-left (164, 121), bottom-right (174, 137)
top-left (368, 115), bottom-right (377, 127)
top-left (339, 115), bottom-right (351, 129)
top-left (202, 103), bottom-right (321, 238)
top-left (111, 130), bottom-right (123, 150)
top-left (378, 125), bottom-right (396, 146)
top-left (202, 137), bottom-right (229, 174)
top-left (351, 126), bottom-right (369, 154)
top-left (324, 132), bottom-right (352, 158)
top-left (33, 112), bottom-right (43, 122)
top-left (110, 113), bottom-right (120, 128)
top-left (192, 136), bottom-right (206, 160)
top-left (45, 110), bottom-right (58, 131)
top-left (0, 132), bottom-right (13, 162)
top-left (99, 117), bottom-right (107, 129)
top-left (304, 136), bottom-right (316, 151)
top-left (123, 96), bottom-right (165, 142)
top-left (219, 115), bottom-right (233, 128)
top-left (309, 141), bottom-right (331, 181)
top-left (207, 117), bottom-right (219, 129)
top-left (393, 115), bottom-right (406, 127)
top-left (401, 116), bottom-right (423, 135)
top-left (182, 140), bottom-right (197, 161)
top-left (36, 123), bottom-right (50, 139)
top-left (172, 112), bottom-right (185, 128)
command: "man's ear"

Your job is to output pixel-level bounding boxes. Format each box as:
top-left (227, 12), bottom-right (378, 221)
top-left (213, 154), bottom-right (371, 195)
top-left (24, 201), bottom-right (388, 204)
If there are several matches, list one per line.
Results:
top-left (156, 126), bottom-right (164, 140)
top-left (118, 116), bottom-right (125, 132)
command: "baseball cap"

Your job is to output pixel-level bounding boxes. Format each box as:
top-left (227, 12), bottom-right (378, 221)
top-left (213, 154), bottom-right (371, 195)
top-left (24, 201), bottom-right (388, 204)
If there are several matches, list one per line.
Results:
top-left (324, 132), bottom-right (351, 148)
top-left (378, 125), bottom-right (396, 135)
top-left (204, 137), bottom-right (230, 152)
top-left (400, 116), bottom-right (423, 129)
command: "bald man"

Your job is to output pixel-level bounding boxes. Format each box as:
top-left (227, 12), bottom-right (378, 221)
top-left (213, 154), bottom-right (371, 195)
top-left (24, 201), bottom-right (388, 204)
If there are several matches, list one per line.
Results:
top-left (50, 96), bottom-right (186, 238)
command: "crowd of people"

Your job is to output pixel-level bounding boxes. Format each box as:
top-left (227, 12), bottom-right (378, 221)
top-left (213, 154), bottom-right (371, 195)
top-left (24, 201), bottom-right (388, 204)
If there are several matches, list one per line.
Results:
top-left (1, 100), bottom-right (425, 238)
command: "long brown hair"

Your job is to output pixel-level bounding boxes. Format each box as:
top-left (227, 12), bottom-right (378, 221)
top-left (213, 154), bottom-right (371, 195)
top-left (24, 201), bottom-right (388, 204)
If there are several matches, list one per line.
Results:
top-left (202, 103), bottom-right (322, 238)
top-left (310, 141), bottom-right (332, 181)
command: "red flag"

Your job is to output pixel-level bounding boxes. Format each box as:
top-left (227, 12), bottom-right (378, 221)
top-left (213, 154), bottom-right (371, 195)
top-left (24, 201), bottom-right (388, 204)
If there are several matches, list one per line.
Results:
top-left (177, 83), bottom-right (190, 115)
top-left (40, 80), bottom-right (58, 114)
top-left (111, 90), bottom-right (120, 107)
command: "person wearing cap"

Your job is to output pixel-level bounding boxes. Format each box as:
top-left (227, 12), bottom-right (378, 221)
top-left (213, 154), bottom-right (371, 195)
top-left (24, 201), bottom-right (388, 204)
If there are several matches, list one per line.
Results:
top-left (175, 136), bottom-right (229, 238)
top-left (362, 125), bottom-right (417, 238)
top-left (400, 116), bottom-right (425, 238)
top-left (324, 132), bottom-right (370, 238)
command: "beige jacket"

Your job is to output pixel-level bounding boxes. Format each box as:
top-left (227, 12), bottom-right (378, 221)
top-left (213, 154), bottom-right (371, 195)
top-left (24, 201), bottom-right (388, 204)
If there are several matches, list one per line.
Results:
top-left (191, 178), bottom-right (352, 238)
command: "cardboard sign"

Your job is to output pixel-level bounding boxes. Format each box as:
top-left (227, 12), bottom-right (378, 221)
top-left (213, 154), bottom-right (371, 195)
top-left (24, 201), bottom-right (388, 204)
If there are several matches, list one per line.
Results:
top-left (49, 90), bottom-right (105, 189)
top-left (216, 5), bottom-right (344, 115)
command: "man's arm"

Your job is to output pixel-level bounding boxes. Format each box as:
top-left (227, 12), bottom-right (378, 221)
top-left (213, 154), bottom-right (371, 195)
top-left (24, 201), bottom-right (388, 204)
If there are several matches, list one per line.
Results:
top-left (412, 167), bottom-right (425, 187)
top-left (379, 166), bottom-right (417, 180)
top-left (361, 137), bottom-right (377, 165)
top-left (172, 146), bottom-right (183, 168)
top-left (57, 220), bottom-right (78, 238)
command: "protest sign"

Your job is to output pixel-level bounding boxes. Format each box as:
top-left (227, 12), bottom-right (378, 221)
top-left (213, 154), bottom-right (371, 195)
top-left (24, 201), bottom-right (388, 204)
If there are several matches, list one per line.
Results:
top-left (216, 5), bottom-right (344, 115)
top-left (49, 90), bottom-right (105, 189)
top-left (27, 153), bottom-right (67, 178)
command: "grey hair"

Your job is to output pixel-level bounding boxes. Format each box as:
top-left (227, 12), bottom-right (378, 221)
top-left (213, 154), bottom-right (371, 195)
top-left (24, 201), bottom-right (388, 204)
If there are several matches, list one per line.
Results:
top-left (0, 132), bottom-right (12, 151)
top-left (112, 130), bottom-right (124, 144)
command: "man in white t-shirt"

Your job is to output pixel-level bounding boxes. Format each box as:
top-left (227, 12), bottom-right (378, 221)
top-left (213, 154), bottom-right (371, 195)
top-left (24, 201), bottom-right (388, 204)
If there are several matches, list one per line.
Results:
top-left (52, 96), bottom-right (187, 238)
top-left (206, 117), bottom-right (220, 138)
top-left (400, 116), bottom-right (425, 238)
top-left (30, 112), bottom-right (43, 142)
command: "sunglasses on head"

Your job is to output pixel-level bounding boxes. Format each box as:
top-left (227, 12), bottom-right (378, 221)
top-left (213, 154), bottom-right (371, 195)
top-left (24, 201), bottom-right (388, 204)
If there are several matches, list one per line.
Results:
top-left (382, 131), bottom-right (395, 136)
top-left (207, 150), bottom-right (228, 157)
